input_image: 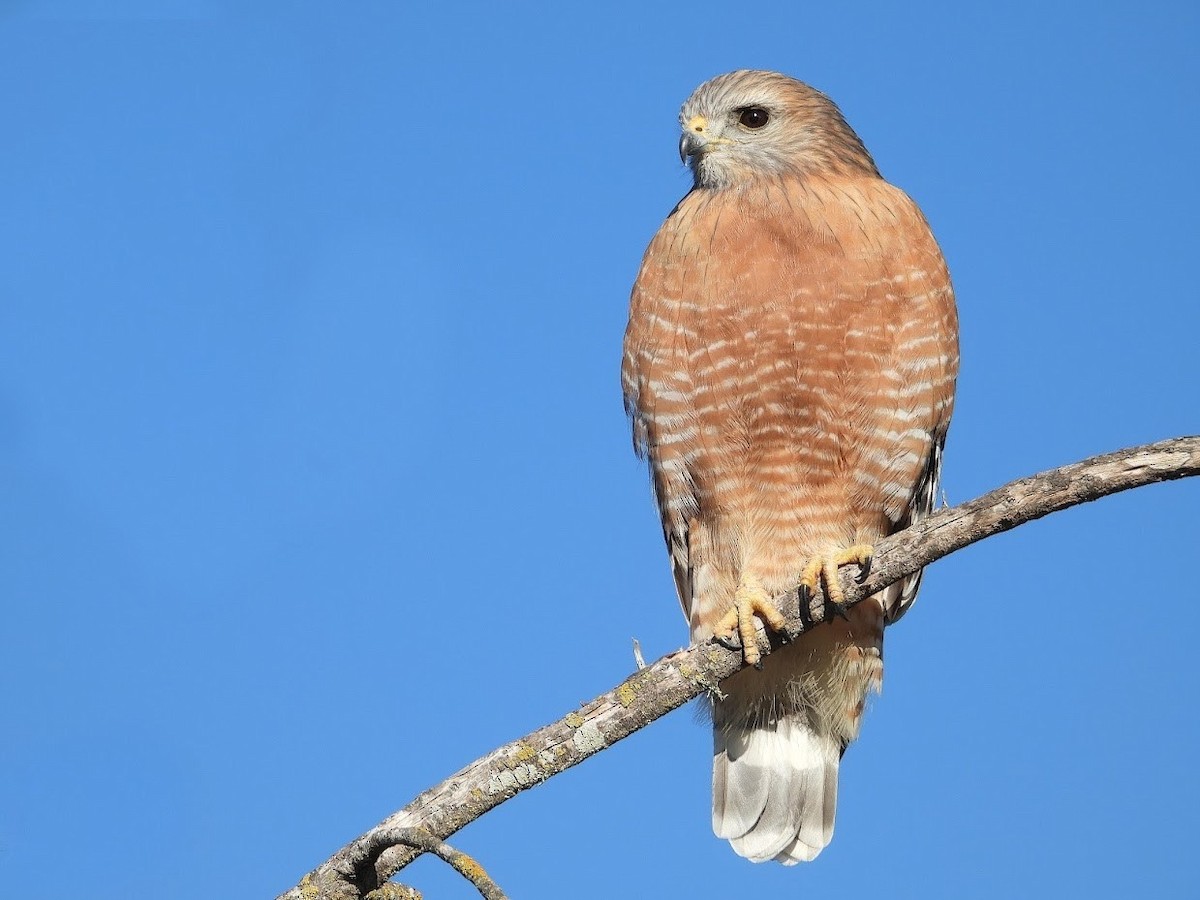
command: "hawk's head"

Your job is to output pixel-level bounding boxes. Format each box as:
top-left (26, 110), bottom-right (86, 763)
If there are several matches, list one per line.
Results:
top-left (678, 70), bottom-right (879, 190)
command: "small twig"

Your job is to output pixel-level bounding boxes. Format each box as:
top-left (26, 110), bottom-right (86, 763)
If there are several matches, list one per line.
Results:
top-left (279, 436), bottom-right (1200, 900)
top-left (372, 830), bottom-right (508, 900)
top-left (632, 637), bottom-right (646, 670)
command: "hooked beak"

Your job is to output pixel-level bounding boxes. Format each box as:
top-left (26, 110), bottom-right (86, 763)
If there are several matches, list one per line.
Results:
top-left (678, 114), bottom-right (728, 164)
top-left (679, 131), bottom-right (702, 163)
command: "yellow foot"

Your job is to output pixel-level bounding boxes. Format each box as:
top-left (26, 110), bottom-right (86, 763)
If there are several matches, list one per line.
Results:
top-left (798, 544), bottom-right (874, 616)
top-left (714, 576), bottom-right (788, 669)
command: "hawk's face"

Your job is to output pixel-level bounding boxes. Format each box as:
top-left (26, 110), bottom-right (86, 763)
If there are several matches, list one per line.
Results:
top-left (677, 70), bottom-right (877, 189)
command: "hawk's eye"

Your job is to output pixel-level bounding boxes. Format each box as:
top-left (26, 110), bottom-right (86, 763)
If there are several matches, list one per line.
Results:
top-left (737, 107), bottom-right (770, 129)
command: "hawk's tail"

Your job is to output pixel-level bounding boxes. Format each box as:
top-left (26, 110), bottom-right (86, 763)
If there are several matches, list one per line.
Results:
top-left (709, 601), bottom-right (885, 863)
top-left (711, 716), bottom-right (841, 864)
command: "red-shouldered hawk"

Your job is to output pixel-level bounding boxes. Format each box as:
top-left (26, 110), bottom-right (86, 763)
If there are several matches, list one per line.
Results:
top-left (622, 70), bottom-right (959, 863)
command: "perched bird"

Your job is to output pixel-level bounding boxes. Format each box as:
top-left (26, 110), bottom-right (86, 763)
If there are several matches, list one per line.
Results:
top-left (621, 70), bottom-right (959, 863)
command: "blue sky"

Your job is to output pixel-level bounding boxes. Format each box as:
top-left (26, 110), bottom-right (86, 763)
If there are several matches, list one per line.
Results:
top-left (2, 2), bottom-right (1197, 898)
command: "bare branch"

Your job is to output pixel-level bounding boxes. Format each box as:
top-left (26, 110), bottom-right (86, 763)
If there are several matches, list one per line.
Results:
top-left (278, 436), bottom-right (1200, 900)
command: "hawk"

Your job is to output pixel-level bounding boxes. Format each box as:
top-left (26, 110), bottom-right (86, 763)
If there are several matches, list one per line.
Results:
top-left (621, 70), bottom-right (959, 863)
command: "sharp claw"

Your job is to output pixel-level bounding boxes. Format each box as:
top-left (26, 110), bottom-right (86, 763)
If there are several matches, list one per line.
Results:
top-left (714, 632), bottom-right (740, 652)
top-left (857, 554), bottom-right (872, 582)
top-left (799, 583), bottom-right (811, 606)
top-left (753, 657), bottom-right (765, 671)
top-left (828, 601), bottom-right (850, 621)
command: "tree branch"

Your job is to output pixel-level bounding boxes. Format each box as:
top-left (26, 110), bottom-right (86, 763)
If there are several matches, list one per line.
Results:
top-left (278, 436), bottom-right (1200, 900)
top-left (358, 829), bottom-right (508, 900)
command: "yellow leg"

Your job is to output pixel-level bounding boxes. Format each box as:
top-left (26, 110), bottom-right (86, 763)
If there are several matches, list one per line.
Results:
top-left (714, 575), bottom-right (788, 668)
top-left (798, 544), bottom-right (874, 611)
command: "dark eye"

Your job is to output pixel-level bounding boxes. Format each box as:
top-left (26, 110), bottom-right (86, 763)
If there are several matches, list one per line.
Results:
top-left (737, 107), bottom-right (770, 129)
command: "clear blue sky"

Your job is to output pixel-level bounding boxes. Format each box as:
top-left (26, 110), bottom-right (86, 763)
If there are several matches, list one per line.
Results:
top-left (2, 2), bottom-right (1197, 898)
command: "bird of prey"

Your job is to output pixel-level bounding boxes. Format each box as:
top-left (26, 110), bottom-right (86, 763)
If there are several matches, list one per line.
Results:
top-left (622, 69), bottom-right (959, 863)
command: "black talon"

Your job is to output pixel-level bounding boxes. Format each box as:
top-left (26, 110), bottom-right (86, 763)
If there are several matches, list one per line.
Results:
top-left (714, 633), bottom-right (741, 652)
top-left (856, 554), bottom-right (873, 582)
top-left (796, 592), bottom-right (816, 629)
top-left (799, 583), bottom-right (811, 605)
